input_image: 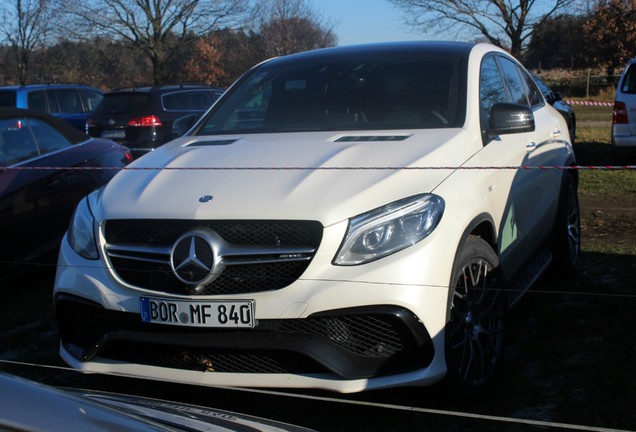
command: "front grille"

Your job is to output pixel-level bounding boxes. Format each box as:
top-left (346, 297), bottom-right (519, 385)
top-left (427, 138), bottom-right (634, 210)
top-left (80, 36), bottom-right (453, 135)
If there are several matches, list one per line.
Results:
top-left (103, 220), bottom-right (323, 295)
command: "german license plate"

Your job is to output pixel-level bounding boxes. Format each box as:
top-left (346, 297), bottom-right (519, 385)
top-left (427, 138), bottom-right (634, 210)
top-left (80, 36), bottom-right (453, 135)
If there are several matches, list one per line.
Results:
top-left (101, 129), bottom-right (125, 139)
top-left (140, 297), bottom-right (255, 328)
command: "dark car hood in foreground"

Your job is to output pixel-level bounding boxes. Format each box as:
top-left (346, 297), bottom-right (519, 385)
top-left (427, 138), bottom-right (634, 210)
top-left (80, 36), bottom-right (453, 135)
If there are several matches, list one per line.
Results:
top-left (0, 373), bottom-right (314, 432)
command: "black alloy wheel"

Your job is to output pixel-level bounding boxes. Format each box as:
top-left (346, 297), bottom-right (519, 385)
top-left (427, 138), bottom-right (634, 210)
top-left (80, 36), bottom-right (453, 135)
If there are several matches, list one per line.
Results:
top-left (552, 171), bottom-right (581, 273)
top-left (445, 235), bottom-right (506, 393)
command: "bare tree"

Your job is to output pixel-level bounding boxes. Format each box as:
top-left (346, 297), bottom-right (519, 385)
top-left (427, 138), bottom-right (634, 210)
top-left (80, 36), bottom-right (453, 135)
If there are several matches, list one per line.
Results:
top-left (61, 0), bottom-right (250, 84)
top-left (252, 0), bottom-right (337, 57)
top-left (387, 0), bottom-right (572, 57)
top-left (0, 0), bottom-right (56, 84)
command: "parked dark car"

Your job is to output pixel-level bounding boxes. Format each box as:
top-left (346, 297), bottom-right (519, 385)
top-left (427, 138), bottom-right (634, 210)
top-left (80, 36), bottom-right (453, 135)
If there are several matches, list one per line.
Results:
top-left (531, 73), bottom-right (576, 144)
top-left (0, 107), bottom-right (132, 275)
top-left (0, 84), bottom-right (103, 132)
top-left (0, 373), bottom-right (315, 432)
top-left (86, 85), bottom-right (224, 158)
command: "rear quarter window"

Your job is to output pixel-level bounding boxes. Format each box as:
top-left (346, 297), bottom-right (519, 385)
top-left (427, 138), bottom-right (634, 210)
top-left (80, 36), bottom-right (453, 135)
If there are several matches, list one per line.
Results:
top-left (620, 64), bottom-right (636, 94)
top-left (0, 91), bottom-right (17, 107)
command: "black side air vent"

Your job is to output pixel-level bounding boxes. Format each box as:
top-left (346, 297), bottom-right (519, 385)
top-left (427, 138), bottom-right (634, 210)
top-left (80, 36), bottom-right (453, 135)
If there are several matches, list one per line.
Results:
top-left (334, 135), bottom-right (411, 142)
top-left (187, 139), bottom-right (239, 147)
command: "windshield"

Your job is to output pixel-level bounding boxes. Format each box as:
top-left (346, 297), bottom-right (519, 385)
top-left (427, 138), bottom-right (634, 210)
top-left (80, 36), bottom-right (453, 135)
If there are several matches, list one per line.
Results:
top-left (196, 53), bottom-right (466, 135)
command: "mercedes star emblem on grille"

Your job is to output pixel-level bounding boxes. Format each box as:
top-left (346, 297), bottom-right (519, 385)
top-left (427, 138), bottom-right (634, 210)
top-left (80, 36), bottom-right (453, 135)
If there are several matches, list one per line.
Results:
top-left (171, 231), bottom-right (217, 286)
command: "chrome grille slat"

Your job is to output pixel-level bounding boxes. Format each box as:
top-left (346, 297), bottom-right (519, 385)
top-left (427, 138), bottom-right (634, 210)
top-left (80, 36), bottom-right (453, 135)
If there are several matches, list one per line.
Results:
top-left (103, 220), bottom-right (323, 295)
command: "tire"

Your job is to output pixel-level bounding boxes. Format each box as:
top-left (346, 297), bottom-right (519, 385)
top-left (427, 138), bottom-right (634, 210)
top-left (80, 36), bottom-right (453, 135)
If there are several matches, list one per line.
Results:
top-left (444, 235), bottom-right (506, 395)
top-left (551, 171), bottom-right (580, 274)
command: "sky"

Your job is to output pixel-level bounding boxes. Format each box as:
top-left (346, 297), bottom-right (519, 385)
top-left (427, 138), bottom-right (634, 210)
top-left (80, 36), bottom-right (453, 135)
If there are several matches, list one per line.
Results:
top-left (314, 0), bottom-right (426, 46)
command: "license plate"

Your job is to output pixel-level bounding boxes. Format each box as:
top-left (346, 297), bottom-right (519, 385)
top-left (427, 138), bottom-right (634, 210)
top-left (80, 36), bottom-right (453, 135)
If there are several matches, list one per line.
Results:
top-left (140, 297), bottom-right (255, 328)
top-left (101, 129), bottom-right (125, 139)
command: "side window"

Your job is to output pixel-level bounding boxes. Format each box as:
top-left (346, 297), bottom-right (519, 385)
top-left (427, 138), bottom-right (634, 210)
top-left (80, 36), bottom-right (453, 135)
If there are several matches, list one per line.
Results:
top-left (498, 56), bottom-right (529, 106)
top-left (27, 91), bottom-right (48, 112)
top-left (29, 118), bottom-right (72, 155)
top-left (162, 91), bottom-right (212, 111)
top-left (55, 89), bottom-right (82, 113)
top-left (80, 90), bottom-right (103, 112)
top-left (0, 118), bottom-right (40, 165)
top-left (46, 90), bottom-right (61, 113)
top-left (189, 91), bottom-right (215, 110)
top-left (519, 68), bottom-right (545, 109)
top-left (162, 92), bottom-right (189, 111)
top-left (479, 55), bottom-right (508, 132)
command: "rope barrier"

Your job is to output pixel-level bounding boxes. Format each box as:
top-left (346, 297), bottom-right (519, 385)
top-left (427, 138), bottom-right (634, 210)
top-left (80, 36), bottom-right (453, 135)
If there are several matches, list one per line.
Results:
top-left (2, 165), bottom-right (636, 171)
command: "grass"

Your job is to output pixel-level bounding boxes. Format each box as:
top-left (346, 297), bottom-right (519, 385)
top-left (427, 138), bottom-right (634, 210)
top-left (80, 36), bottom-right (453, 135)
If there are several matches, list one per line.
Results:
top-left (569, 104), bottom-right (636, 255)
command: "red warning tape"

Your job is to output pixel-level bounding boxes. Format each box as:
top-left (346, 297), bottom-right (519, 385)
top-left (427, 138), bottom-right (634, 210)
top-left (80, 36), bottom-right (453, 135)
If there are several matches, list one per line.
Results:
top-left (565, 100), bottom-right (614, 107)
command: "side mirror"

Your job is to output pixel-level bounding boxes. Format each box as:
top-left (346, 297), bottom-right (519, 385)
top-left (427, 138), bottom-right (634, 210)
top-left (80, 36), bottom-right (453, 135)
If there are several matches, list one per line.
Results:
top-left (487, 103), bottom-right (535, 137)
top-left (172, 114), bottom-right (200, 139)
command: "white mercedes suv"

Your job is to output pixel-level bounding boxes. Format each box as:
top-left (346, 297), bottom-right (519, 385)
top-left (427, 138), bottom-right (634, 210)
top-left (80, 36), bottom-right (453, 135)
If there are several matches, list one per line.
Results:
top-left (54, 41), bottom-right (580, 394)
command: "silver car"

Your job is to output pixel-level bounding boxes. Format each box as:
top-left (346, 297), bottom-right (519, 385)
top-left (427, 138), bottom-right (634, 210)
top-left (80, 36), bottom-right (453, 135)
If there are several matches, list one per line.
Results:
top-left (0, 373), bottom-right (314, 432)
top-left (612, 57), bottom-right (636, 153)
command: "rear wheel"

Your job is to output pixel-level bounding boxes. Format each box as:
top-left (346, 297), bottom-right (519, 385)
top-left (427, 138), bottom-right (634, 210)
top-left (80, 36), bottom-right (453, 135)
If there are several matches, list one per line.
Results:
top-left (552, 172), bottom-right (580, 273)
top-left (444, 236), bottom-right (506, 394)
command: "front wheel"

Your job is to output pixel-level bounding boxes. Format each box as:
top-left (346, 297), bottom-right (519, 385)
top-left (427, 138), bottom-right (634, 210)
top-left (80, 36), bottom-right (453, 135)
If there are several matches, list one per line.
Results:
top-left (444, 236), bottom-right (506, 394)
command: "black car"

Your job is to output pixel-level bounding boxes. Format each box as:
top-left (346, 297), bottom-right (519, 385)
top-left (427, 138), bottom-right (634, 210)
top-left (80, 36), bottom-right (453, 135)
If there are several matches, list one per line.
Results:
top-left (531, 73), bottom-right (576, 144)
top-left (0, 107), bottom-right (132, 275)
top-left (87, 85), bottom-right (224, 158)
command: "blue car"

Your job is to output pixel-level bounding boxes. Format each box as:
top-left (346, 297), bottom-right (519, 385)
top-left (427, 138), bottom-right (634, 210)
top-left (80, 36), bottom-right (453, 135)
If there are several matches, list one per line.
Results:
top-left (0, 84), bottom-right (103, 131)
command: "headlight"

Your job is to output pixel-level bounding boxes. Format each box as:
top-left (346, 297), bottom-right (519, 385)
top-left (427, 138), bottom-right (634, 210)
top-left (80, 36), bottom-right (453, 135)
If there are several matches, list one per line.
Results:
top-left (333, 194), bottom-right (444, 265)
top-left (67, 195), bottom-right (99, 260)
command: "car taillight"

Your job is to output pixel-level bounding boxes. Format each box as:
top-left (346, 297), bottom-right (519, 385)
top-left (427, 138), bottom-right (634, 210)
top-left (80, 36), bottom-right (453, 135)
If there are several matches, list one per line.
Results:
top-left (128, 115), bottom-right (163, 127)
top-left (613, 101), bottom-right (628, 124)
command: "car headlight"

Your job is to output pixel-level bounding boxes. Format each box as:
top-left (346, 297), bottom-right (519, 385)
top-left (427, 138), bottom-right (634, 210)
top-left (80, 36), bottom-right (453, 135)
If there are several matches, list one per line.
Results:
top-left (67, 194), bottom-right (99, 260)
top-left (334, 194), bottom-right (444, 266)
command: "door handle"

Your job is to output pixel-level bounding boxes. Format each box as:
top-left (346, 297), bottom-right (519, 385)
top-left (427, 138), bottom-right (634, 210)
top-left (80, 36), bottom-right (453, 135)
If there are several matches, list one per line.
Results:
top-left (552, 129), bottom-right (562, 139)
top-left (526, 141), bottom-right (537, 152)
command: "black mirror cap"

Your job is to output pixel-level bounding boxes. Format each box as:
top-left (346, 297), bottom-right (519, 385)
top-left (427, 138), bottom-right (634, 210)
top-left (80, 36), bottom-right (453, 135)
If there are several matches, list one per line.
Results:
top-left (171, 113), bottom-right (200, 139)
top-left (488, 102), bottom-right (535, 137)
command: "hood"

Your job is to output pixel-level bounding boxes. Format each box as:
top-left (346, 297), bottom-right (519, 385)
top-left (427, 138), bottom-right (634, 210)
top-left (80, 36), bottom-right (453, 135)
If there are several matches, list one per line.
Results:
top-left (99, 130), bottom-right (471, 226)
top-left (0, 373), bottom-right (314, 432)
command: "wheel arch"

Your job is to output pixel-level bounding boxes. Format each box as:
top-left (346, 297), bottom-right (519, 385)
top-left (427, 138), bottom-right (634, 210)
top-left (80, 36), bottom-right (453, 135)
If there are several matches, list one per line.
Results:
top-left (447, 212), bottom-right (499, 304)
top-left (454, 213), bottom-right (498, 260)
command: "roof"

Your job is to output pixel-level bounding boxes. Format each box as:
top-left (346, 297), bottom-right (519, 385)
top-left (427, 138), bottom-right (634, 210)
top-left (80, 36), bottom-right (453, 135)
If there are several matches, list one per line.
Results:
top-left (0, 107), bottom-right (90, 144)
top-left (0, 83), bottom-right (102, 92)
top-left (260, 40), bottom-right (476, 67)
top-left (107, 84), bottom-right (224, 94)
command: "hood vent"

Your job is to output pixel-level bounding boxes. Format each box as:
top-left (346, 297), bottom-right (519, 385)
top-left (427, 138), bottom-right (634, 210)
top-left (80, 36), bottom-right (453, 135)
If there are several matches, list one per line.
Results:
top-left (334, 135), bottom-right (411, 142)
top-left (187, 139), bottom-right (239, 147)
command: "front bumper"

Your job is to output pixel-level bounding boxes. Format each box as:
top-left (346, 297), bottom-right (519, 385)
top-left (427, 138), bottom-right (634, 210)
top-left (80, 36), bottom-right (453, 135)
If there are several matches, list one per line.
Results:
top-left (56, 293), bottom-right (434, 381)
top-left (54, 213), bottom-right (457, 392)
